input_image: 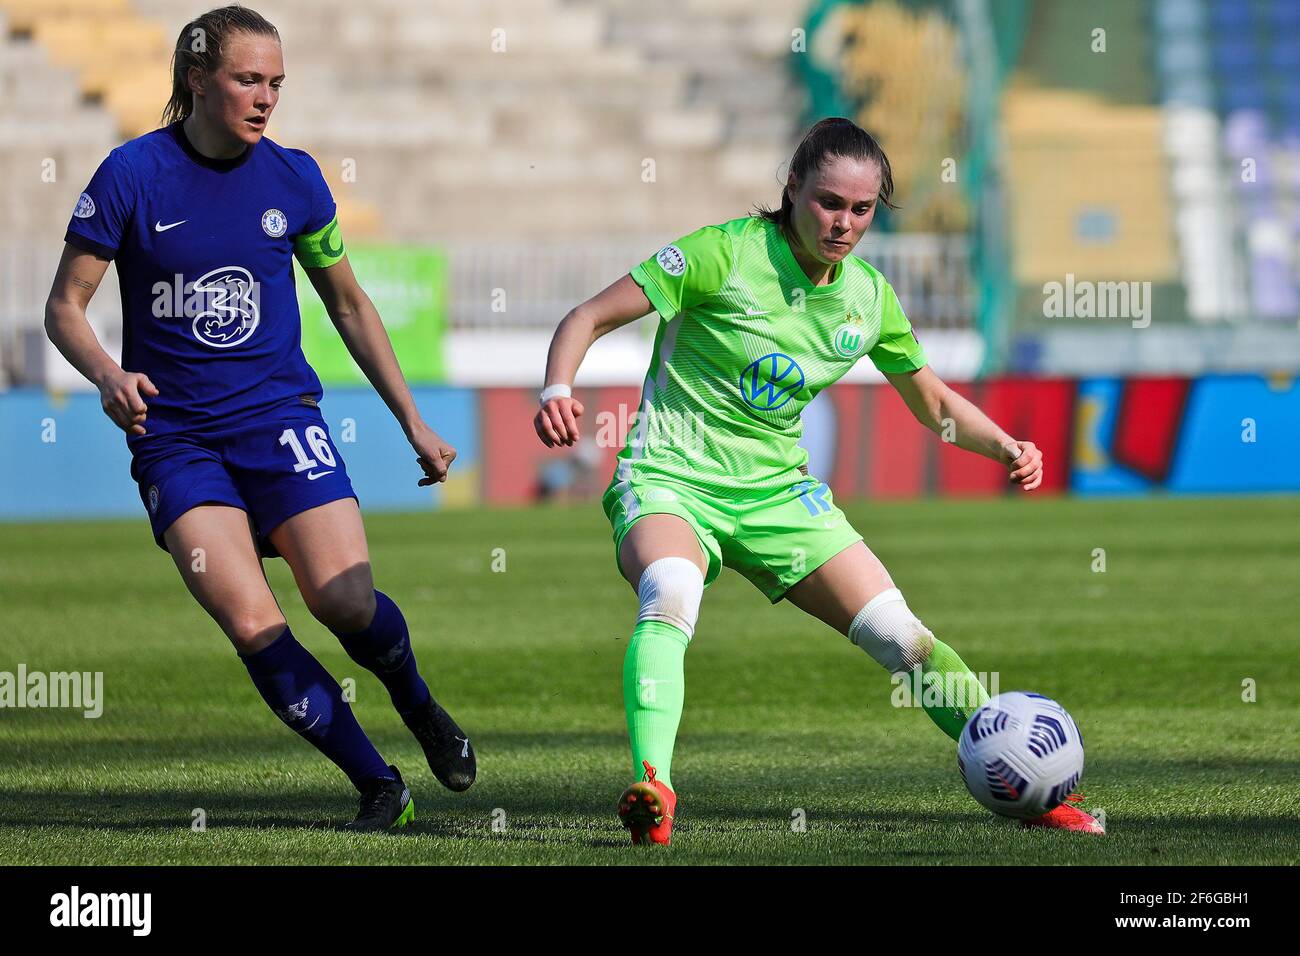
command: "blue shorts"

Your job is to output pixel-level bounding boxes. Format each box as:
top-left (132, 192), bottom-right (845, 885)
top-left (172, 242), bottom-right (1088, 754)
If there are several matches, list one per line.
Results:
top-left (129, 405), bottom-right (357, 556)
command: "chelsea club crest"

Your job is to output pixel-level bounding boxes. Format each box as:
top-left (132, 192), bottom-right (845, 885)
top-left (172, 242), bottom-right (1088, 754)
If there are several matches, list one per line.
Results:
top-left (261, 208), bottom-right (287, 238)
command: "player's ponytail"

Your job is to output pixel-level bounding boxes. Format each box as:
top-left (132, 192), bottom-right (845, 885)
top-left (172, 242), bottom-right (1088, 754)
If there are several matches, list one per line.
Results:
top-left (162, 5), bottom-right (281, 126)
top-left (756, 117), bottom-right (897, 228)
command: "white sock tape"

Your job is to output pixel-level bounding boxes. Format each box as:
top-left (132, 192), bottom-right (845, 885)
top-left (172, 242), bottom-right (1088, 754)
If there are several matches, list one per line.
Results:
top-left (636, 556), bottom-right (704, 639)
top-left (848, 587), bottom-right (935, 673)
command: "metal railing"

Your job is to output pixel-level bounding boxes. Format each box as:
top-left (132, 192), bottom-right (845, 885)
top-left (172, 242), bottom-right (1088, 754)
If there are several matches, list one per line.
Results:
top-left (1, 232), bottom-right (974, 386)
top-left (445, 232), bottom-right (975, 331)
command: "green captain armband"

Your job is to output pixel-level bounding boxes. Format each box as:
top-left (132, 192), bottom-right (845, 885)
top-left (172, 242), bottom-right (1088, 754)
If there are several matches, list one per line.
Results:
top-left (294, 215), bottom-right (345, 268)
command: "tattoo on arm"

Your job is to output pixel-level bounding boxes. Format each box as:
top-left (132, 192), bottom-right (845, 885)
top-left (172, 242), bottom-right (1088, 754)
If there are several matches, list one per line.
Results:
top-left (70, 276), bottom-right (95, 292)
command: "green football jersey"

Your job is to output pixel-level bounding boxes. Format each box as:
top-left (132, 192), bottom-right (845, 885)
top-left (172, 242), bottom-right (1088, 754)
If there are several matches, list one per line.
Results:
top-left (618, 215), bottom-right (927, 494)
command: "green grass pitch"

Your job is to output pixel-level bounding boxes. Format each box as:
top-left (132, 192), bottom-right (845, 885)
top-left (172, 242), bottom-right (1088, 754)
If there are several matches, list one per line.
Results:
top-left (1, 495), bottom-right (1297, 865)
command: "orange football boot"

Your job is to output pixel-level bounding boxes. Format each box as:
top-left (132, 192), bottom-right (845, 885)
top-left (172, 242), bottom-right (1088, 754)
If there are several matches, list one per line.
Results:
top-left (1022, 792), bottom-right (1105, 835)
top-left (617, 760), bottom-right (677, 845)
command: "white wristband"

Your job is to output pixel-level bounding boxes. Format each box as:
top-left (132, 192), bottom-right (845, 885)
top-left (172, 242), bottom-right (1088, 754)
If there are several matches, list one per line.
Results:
top-left (539, 383), bottom-right (572, 405)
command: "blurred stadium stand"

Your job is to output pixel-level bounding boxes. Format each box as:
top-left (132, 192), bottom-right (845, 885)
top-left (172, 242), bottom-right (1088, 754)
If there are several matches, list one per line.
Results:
top-left (1155, 0), bottom-right (1300, 322)
top-left (2, 0), bottom-right (984, 389)
top-left (1, 0), bottom-right (1297, 391)
top-left (1003, 0), bottom-right (1300, 373)
top-left (1, 0), bottom-right (1297, 513)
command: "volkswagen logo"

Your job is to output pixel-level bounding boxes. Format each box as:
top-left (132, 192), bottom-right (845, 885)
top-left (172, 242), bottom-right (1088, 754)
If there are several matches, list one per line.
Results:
top-left (739, 352), bottom-right (805, 411)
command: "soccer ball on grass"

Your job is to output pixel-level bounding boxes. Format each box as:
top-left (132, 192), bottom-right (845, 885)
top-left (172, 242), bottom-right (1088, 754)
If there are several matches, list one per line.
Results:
top-left (956, 691), bottom-right (1084, 820)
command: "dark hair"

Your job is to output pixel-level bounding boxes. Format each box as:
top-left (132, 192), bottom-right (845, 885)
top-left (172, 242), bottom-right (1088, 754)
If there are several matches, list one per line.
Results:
top-left (756, 117), bottom-right (896, 228)
top-left (161, 5), bottom-right (280, 126)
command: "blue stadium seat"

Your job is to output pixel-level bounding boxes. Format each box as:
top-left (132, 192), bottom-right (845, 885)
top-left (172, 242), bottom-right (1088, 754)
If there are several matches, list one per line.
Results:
top-left (1210, 0), bottom-right (1256, 31)
top-left (1277, 85), bottom-right (1300, 116)
top-left (1270, 38), bottom-right (1300, 70)
top-left (1268, 0), bottom-right (1300, 31)
top-left (1212, 37), bottom-right (1257, 74)
top-left (1221, 80), bottom-right (1268, 111)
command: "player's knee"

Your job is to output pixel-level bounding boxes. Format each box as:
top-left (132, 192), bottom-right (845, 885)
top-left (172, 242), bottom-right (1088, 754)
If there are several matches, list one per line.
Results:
top-left (224, 615), bottom-right (287, 654)
top-left (307, 569), bottom-right (376, 634)
top-left (636, 556), bottom-right (704, 640)
top-left (847, 587), bottom-right (935, 673)
top-left (312, 593), bottom-right (376, 634)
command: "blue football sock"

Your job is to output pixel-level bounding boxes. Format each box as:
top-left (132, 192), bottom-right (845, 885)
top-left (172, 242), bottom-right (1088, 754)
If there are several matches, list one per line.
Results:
top-left (240, 626), bottom-right (392, 790)
top-left (331, 590), bottom-right (432, 717)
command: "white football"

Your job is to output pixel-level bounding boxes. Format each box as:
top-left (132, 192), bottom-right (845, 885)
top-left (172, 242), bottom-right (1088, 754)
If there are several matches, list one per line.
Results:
top-left (957, 691), bottom-right (1085, 819)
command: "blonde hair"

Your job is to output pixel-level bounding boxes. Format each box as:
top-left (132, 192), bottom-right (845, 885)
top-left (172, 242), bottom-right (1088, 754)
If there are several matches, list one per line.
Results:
top-left (161, 5), bottom-right (280, 126)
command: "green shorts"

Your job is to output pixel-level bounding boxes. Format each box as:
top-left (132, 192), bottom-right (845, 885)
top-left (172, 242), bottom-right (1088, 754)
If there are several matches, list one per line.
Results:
top-left (602, 472), bottom-right (863, 603)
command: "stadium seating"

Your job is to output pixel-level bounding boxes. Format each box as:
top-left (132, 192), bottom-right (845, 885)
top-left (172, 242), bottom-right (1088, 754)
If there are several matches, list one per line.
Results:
top-left (128, 0), bottom-right (811, 241)
top-left (1000, 0), bottom-right (1180, 309)
top-left (1, 0), bottom-right (813, 244)
top-left (0, 0), bottom-right (829, 385)
top-left (1152, 0), bottom-right (1300, 321)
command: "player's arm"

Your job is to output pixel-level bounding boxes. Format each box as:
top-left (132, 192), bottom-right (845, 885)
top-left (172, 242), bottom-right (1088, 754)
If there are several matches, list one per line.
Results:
top-left (883, 365), bottom-right (1043, 491)
top-left (302, 255), bottom-right (455, 486)
top-left (44, 243), bottom-right (158, 436)
top-left (535, 274), bottom-right (653, 448)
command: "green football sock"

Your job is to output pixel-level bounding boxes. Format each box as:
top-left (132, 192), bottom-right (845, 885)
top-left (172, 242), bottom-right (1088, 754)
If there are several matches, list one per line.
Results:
top-left (919, 639), bottom-right (990, 742)
top-left (622, 619), bottom-right (689, 790)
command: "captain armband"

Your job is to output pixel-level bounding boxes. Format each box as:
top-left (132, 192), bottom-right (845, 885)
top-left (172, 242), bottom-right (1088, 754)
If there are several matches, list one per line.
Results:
top-left (294, 215), bottom-right (345, 268)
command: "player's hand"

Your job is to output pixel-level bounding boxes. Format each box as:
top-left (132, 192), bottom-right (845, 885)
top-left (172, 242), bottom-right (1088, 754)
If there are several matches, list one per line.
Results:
top-left (534, 396), bottom-right (585, 448)
top-left (98, 369), bottom-right (158, 436)
top-left (1002, 440), bottom-right (1043, 492)
top-left (409, 421), bottom-right (457, 486)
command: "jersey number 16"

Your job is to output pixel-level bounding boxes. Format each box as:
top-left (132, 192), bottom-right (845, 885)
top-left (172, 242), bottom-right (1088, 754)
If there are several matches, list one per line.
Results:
top-left (278, 425), bottom-right (337, 472)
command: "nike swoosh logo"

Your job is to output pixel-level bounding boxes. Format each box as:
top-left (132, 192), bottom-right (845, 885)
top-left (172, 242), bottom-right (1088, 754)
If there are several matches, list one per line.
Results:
top-left (154, 220), bottom-right (187, 232)
top-left (306, 470), bottom-right (334, 480)
top-left (745, 307), bottom-right (770, 316)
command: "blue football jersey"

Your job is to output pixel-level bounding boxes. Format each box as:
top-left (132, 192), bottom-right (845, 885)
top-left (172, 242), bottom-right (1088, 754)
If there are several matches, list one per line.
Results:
top-left (65, 122), bottom-right (341, 441)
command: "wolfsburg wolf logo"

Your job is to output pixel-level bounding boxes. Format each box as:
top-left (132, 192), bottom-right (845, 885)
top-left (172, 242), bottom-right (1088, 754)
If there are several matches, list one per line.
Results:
top-left (191, 266), bottom-right (260, 348)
